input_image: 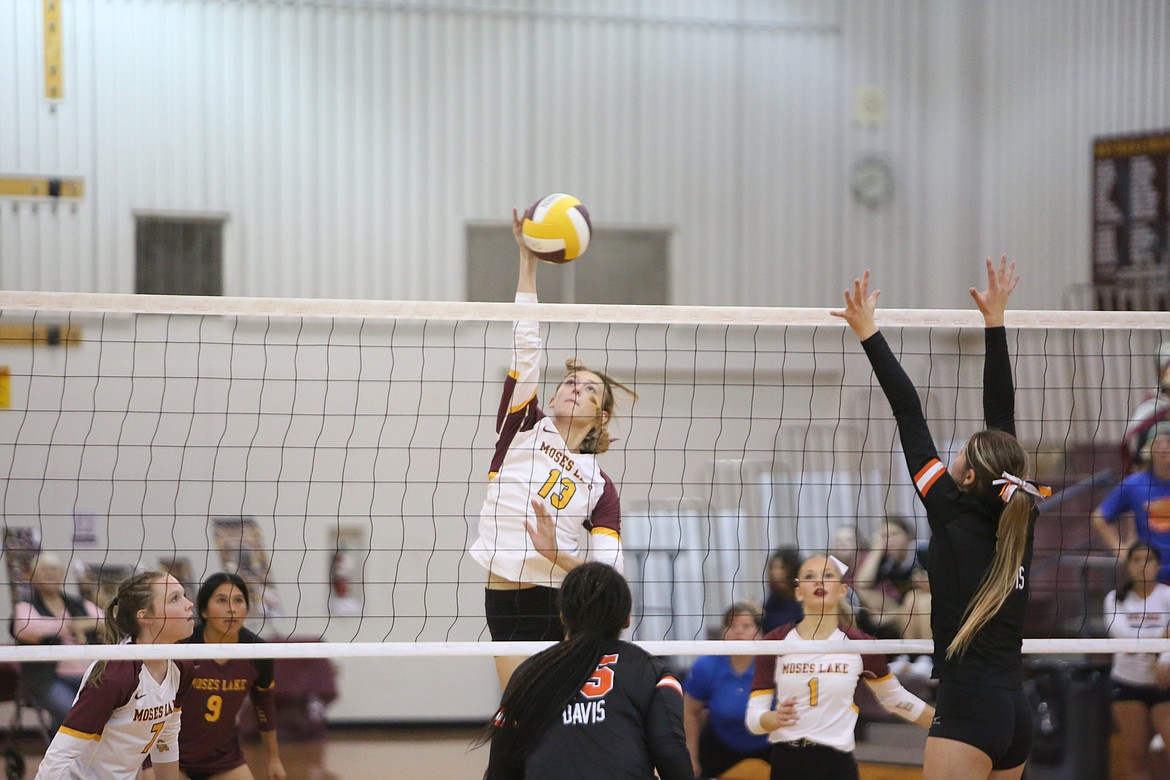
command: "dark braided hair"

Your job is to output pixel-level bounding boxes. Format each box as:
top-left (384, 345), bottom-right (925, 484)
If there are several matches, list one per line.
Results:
top-left (479, 562), bottom-right (632, 779)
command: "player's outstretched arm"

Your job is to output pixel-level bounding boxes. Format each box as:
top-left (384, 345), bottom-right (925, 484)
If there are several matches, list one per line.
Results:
top-left (830, 270), bottom-right (880, 341)
top-left (969, 255), bottom-right (1018, 328)
top-left (513, 208), bottom-right (538, 295)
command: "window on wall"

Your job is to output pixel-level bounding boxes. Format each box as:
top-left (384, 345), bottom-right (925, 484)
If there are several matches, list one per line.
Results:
top-left (135, 214), bottom-right (225, 295)
top-left (466, 224), bottom-right (670, 304)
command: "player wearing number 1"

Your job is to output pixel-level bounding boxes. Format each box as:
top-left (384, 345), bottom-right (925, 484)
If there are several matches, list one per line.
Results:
top-left (480, 562), bottom-right (693, 780)
top-left (746, 556), bottom-right (933, 780)
top-left (178, 573), bottom-right (285, 780)
top-left (470, 209), bottom-right (636, 687)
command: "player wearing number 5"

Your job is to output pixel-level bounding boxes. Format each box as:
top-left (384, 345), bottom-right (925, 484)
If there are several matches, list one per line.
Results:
top-left (178, 573), bottom-right (285, 780)
top-left (35, 572), bottom-right (194, 780)
top-left (746, 556), bottom-right (933, 780)
top-left (480, 562), bottom-right (693, 780)
top-left (470, 209), bottom-right (636, 688)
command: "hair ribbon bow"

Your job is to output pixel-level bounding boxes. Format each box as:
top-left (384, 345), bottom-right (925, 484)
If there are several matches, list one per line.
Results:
top-left (992, 471), bottom-right (1052, 503)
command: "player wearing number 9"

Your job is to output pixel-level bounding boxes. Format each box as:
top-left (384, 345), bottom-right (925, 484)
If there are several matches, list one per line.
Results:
top-left (469, 208), bottom-right (636, 689)
top-left (35, 571), bottom-right (195, 780)
top-left (480, 562), bottom-right (693, 780)
top-left (177, 573), bottom-right (285, 780)
top-left (746, 556), bottom-right (934, 780)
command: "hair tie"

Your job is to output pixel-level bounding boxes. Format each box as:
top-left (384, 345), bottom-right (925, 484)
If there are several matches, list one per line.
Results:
top-left (828, 555), bottom-right (850, 577)
top-left (992, 471), bottom-right (1052, 503)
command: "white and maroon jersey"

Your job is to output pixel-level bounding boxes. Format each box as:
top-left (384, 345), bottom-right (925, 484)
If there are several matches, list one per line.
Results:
top-left (470, 294), bottom-right (623, 587)
top-left (1104, 584), bottom-right (1170, 686)
top-left (35, 656), bottom-right (190, 780)
top-left (746, 624), bottom-right (890, 753)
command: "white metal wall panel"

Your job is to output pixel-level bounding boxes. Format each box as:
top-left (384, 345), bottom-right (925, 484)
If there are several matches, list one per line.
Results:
top-left (0, 1), bottom-right (1166, 306)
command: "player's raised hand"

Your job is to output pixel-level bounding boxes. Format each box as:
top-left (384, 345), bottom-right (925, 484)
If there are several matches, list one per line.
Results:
top-left (527, 499), bottom-right (559, 563)
top-left (969, 255), bottom-right (1018, 328)
top-left (830, 270), bottom-right (880, 341)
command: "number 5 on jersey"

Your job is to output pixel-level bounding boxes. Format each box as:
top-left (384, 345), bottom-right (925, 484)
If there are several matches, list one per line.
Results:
top-left (581, 654), bottom-right (619, 698)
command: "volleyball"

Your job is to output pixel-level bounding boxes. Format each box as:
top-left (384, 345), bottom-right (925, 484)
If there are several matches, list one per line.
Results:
top-left (521, 193), bottom-right (592, 263)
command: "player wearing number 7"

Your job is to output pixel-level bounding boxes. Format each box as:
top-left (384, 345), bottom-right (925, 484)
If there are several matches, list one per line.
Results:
top-left (470, 209), bottom-right (636, 688)
top-left (746, 555), bottom-right (933, 780)
top-left (35, 572), bottom-right (194, 780)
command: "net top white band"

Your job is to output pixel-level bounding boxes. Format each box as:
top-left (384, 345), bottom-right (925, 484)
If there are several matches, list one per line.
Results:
top-left (2, 290), bottom-right (1168, 330)
top-left (4, 638), bottom-right (1168, 662)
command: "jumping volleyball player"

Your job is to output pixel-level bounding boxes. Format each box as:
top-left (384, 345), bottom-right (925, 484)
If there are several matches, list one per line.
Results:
top-left (832, 257), bottom-right (1049, 780)
top-left (35, 571), bottom-right (194, 780)
top-left (469, 209), bottom-right (635, 688)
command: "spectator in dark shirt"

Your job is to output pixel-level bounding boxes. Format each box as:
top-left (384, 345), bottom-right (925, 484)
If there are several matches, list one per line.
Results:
top-left (762, 548), bottom-right (803, 633)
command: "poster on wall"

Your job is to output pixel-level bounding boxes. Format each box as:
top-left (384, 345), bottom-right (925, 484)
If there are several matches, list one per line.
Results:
top-left (212, 517), bottom-right (283, 620)
top-left (328, 526), bottom-right (365, 616)
top-left (158, 556), bottom-right (196, 602)
top-left (1092, 130), bottom-right (1170, 309)
top-left (2, 527), bottom-right (41, 604)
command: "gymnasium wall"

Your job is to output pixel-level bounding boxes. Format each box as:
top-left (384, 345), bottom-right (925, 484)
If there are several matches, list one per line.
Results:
top-left (0, 1), bottom-right (1166, 308)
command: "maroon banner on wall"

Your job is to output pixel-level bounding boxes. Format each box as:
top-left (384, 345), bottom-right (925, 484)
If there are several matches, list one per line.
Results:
top-left (1092, 130), bottom-right (1170, 310)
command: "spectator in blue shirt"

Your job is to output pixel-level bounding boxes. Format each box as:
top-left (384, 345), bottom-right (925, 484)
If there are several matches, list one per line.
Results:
top-left (684, 603), bottom-right (771, 779)
top-left (1093, 422), bottom-right (1170, 581)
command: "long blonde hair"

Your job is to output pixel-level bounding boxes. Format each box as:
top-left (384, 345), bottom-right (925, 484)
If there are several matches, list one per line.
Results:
top-left (562, 358), bottom-right (637, 454)
top-left (947, 430), bottom-right (1033, 659)
top-left (88, 570), bottom-right (165, 686)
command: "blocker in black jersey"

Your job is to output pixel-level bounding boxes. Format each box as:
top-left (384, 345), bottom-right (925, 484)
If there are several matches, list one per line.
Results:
top-left (832, 260), bottom-right (1048, 776)
top-left (494, 639), bottom-right (692, 780)
top-left (862, 325), bottom-right (1035, 687)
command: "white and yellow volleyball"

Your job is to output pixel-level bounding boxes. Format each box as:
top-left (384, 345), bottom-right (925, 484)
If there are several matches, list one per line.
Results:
top-left (520, 193), bottom-right (592, 264)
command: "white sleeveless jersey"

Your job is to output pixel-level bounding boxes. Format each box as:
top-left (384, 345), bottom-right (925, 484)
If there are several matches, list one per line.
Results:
top-left (470, 297), bottom-right (622, 587)
top-left (746, 624), bottom-right (889, 753)
top-left (1104, 583), bottom-right (1170, 686)
top-left (35, 658), bottom-right (188, 780)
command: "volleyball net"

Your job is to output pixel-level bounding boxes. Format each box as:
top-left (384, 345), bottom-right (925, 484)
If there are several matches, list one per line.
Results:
top-left (3, 291), bottom-right (1169, 661)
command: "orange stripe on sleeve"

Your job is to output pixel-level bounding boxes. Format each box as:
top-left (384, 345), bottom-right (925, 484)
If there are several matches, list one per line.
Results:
top-left (657, 676), bottom-right (683, 695)
top-left (590, 527), bottom-right (621, 541)
top-left (914, 459), bottom-right (946, 495)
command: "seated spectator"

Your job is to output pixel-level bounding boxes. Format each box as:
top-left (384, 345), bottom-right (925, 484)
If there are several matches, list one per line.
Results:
top-left (1103, 542), bottom-right (1170, 780)
top-left (762, 547), bottom-right (803, 633)
top-left (1121, 344), bottom-right (1170, 474)
top-left (1093, 422), bottom-right (1170, 580)
top-left (683, 603), bottom-right (771, 779)
top-left (828, 524), bottom-right (860, 573)
top-left (852, 516), bottom-right (930, 640)
top-left (10, 553), bottom-right (105, 731)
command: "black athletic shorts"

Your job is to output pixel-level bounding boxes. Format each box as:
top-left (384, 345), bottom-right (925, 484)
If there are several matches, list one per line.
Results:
top-left (769, 740), bottom-right (858, 780)
top-left (1112, 679), bottom-right (1170, 707)
top-left (484, 586), bottom-right (564, 641)
top-left (930, 679), bottom-right (1032, 771)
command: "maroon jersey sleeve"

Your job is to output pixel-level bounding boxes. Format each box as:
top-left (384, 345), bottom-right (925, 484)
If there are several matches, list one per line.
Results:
top-left (60, 661), bottom-right (139, 737)
top-left (587, 472), bottom-right (621, 533)
top-left (843, 625), bottom-right (892, 678)
top-left (750, 625), bottom-right (793, 692)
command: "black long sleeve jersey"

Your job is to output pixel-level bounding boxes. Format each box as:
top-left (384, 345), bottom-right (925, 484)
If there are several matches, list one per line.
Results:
top-left (862, 326), bottom-right (1036, 688)
top-left (493, 639), bottom-right (694, 780)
